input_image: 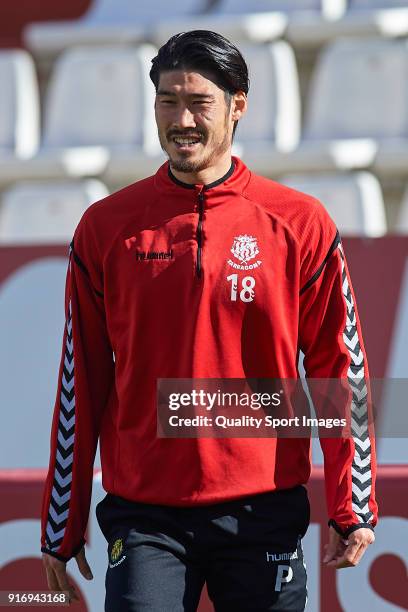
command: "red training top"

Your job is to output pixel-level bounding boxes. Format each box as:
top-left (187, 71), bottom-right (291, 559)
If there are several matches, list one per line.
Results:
top-left (41, 157), bottom-right (378, 561)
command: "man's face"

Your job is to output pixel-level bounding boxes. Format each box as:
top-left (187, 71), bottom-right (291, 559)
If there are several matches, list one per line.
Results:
top-left (155, 69), bottom-right (234, 174)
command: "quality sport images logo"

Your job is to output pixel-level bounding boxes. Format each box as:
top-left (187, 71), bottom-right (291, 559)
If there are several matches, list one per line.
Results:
top-left (227, 234), bottom-right (263, 270)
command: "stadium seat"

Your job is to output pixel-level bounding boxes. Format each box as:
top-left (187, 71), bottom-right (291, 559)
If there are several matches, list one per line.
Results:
top-left (230, 42), bottom-right (300, 167)
top-left (274, 38), bottom-right (408, 176)
top-left (24, 0), bottom-right (209, 57)
top-left (44, 45), bottom-right (161, 167)
top-left (236, 42), bottom-right (300, 153)
top-left (350, 0), bottom-right (408, 8)
top-left (0, 180), bottom-right (109, 244)
top-left (281, 172), bottom-right (387, 236)
top-left (153, 0), bottom-right (346, 46)
top-left (395, 186), bottom-right (408, 234)
top-left (0, 45), bottom-right (164, 186)
top-left (288, 0), bottom-right (408, 46)
top-left (0, 49), bottom-right (39, 160)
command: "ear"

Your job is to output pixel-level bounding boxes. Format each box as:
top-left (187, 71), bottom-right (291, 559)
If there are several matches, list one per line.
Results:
top-left (231, 91), bottom-right (247, 122)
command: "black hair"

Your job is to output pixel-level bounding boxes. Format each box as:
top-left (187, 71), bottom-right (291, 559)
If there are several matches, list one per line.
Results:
top-left (150, 30), bottom-right (249, 138)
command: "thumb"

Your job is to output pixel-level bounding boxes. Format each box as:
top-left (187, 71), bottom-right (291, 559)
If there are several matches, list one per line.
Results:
top-left (323, 529), bottom-right (339, 563)
top-left (75, 546), bottom-right (93, 580)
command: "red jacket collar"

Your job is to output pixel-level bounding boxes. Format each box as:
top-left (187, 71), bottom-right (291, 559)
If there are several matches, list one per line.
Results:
top-left (153, 156), bottom-right (251, 207)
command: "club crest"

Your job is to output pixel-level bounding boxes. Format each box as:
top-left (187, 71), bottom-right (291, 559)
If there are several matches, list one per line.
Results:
top-left (110, 539), bottom-right (123, 563)
top-left (109, 538), bottom-right (126, 568)
top-left (228, 234), bottom-right (262, 270)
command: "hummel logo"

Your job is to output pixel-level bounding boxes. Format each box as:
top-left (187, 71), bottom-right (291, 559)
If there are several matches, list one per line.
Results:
top-left (266, 550), bottom-right (298, 562)
top-left (135, 250), bottom-right (173, 261)
top-left (125, 237), bottom-right (173, 261)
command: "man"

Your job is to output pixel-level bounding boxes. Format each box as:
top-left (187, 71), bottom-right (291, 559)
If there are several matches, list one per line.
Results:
top-left (41, 30), bottom-right (377, 611)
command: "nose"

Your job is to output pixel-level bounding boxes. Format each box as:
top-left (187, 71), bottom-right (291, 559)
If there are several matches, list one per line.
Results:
top-left (174, 105), bottom-right (196, 129)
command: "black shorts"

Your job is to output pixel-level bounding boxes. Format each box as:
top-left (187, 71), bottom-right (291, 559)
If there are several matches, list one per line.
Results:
top-left (95, 485), bottom-right (310, 612)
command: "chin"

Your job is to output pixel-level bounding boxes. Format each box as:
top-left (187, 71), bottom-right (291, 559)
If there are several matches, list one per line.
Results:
top-left (170, 159), bottom-right (202, 173)
top-left (168, 152), bottom-right (206, 173)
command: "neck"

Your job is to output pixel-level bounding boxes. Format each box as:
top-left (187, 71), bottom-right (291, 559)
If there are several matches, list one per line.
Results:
top-left (169, 151), bottom-right (233, 186)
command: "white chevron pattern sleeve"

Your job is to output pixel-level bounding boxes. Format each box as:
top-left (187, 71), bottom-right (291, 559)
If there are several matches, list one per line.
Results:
top-left (41, 227), bottom-right (115, 561)
top-left (299, 227), bottom-right (378, 537)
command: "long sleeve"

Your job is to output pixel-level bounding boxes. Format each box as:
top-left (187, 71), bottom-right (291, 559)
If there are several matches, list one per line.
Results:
top-left (298, 204), bottom-right (378, 537)
top-left (41, 213), bottom-right (115, 561)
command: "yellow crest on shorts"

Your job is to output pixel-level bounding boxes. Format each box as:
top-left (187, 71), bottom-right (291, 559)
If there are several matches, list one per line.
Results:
top-left (110, 538), bottom-right (123, 562)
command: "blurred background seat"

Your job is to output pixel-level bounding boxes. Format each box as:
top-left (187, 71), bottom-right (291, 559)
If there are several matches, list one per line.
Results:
top-left (41, 45), bottom-right (162, 182)
top-left (153, 0), bottom-right (346, 47)
top-left (0, 49), bottom-right (39, 161)
top-left (24, 0), bottom-right (210, 58)
top-left (0, 45), bottom-right (163, 188)
top-left (230, 42), bottom-right (301, 166)
top-left (0, 179), bottom-right (109, 244)
top-left (279, 38), bottom-right (408, 176)
top-left (281, 172), bottom-right (387, 237)
top-left (288, 0), bottom-right (408, 46)
top-left (350, 0), bottom-right (408, 11)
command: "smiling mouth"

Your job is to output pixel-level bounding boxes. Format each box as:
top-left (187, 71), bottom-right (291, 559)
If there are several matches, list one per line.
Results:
top-left (169, 134), bottom-right (204, 151)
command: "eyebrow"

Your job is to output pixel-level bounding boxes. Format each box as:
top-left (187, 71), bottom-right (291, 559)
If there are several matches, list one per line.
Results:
top-left (156, 90), bottom-right (215, 100)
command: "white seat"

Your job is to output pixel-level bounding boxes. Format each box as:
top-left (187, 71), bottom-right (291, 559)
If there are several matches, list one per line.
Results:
top-left (0, 180), bottom-right (109, 244)
top-left (227, 42), bottom-right (301, 175)
top-left (24, 0), bottom-right (209, 57)
top-left (395, 186), bottom-right (408, 234)
top-left (346, 1), bottom-right (408, 45)
top-left (154, 0), bottom-right (346, 47)
top-left (288, 0), bottom-right (408, 46)
top-left (281, 172), bottom-right (387, 236)
top-left (0, 45), bottom-right (164, 186)
top-left (0, 49), bottom-right (39, 160)
top-left (305, 39), bottom-right (408, 141)
top-left (44, 45), bottom-right (159, 154)
top-left (351, 0), bottom-right (408, 8)
top-left (281, 38), bottom-right (408, 175)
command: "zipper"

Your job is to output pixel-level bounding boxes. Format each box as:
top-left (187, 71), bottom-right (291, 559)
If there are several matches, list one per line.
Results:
top-left (196, 190), bottom-right (204, 278)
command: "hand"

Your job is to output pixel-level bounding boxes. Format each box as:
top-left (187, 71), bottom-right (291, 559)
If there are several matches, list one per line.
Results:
top-left (42, 545), bottom-right (93, 604)
top-left (323, 526), bottom-right (375, 569)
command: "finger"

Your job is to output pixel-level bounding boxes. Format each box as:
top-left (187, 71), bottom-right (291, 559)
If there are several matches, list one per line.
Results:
top-left (54, 566), bottom-right (79, 602)
top-left (45, 566), bottom-right (59, 592)
top-left (326, 558), bottom-right (345, 568)
top-left (323, 532), bottom-right (344, 563)
top-left (349, 540), bottom-right (370, 566)
top-left (44, 566), bottom-right (75, 606)
top-left (335, 541), bottom-right (364, 569)
top-left (323, 535), bottom-right (337, 562)
top-left (335, 538), bottom-right (347, 554)
top-left (324, 539), bottom-right (350, 568)
top-left (344, 539), bottom-right (361, 560)
top-left (323, 548), bottom-right (337, 563)
top-left (75, 548), bottom-right (93, 580)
